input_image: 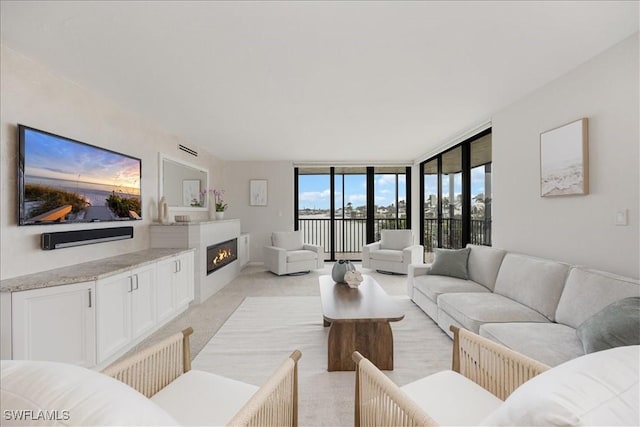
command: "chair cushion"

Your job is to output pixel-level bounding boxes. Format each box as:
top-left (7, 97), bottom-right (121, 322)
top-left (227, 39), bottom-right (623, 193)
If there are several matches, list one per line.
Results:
top-left (286, 249), bottom-right (317, 263)
top-left (151, 369), bottom-right (259, 426)
top-left (380, 230), bottom-right (412, 250)
top-left (438, 293), bottom-right (549, 334)
top-left (493, 253), bottom-right (570, 321)
top-left (271, 231), bottom-right (303, 251)
top-left (413, 274), bottom-right (490, 302)
top-left (427, 247), bottom-right (471, 279)
top-left (402, 370), bottom-right (503, 426)
top-left (480, 345), bottom-right (640, 426)
top-left (0, 360), bottom-right (178, 426)
top-left (480, 322), bottom-right (585, 367)
top-left (576, 297), bottom-right (640, 354)
top-left (555, 267), bottom-right (640, 329)
top-left (368, 249), bottom-right (404, 262)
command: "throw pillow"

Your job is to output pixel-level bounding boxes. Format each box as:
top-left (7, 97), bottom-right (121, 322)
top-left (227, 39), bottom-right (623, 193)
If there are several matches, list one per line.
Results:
top-left (427, 248), bottom-right (470, 280)
top-left (576, 296), bottom-right (640, 354)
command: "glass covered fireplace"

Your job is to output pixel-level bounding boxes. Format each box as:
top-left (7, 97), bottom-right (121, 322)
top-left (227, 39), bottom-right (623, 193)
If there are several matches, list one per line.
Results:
top-left (206, 238), bottom-right (237, 275)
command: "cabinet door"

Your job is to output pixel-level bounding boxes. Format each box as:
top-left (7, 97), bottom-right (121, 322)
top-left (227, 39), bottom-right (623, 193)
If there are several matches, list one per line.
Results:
top-left (130, 264), bottom-right (157, 340)
top-left (96, 271), bottom-right (132, 363)
top-left (12, 282), bottom-right (96, 368)
top-left (155, 258), bottom-right (177, 324)
top-left (174, 252), bottom-right (194, 309)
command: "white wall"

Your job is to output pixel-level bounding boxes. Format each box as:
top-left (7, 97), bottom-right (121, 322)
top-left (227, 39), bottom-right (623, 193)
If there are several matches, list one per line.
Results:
top-left (492, 33), bottom-right (639, 278)
top-left (223, 161), bottom-right (294, 262)
top-left (0, 45), bottom-right (223, 280)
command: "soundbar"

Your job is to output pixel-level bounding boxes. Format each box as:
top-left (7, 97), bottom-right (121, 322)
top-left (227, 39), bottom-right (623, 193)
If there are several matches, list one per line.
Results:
top-left (41, 227), bottom-right (134, 250)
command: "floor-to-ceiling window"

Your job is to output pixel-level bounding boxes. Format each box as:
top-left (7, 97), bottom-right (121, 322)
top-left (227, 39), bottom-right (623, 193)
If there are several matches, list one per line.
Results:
top-left (420, 129), bottom-right (491, 262)
top-left (296, 166), bottom-right (411, 261)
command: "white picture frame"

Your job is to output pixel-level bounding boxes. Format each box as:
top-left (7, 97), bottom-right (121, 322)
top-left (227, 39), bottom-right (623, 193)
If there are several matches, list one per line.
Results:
top-left (540, 118), bottom-right (589, 197)
top-left (250, 179), bottom-right (268, 206)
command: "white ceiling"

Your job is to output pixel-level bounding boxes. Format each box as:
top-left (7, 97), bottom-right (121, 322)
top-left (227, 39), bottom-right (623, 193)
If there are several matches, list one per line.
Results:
top-left (1, 1), bottom-right (638, 163)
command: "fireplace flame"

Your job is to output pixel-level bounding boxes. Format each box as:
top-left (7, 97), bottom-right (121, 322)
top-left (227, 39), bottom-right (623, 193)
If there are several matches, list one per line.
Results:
top-left (212, 248), bottom-right (232, 266)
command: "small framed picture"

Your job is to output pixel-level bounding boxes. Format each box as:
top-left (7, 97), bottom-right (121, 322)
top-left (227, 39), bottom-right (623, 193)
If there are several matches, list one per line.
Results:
top-left (250, 179), bottom-right (268, 206)
top-left (540, 118), bottom-right (589, 197)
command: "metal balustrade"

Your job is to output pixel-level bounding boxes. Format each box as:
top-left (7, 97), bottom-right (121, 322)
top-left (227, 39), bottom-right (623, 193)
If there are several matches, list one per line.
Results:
top-left (298, 217), bottom-right (490, 259)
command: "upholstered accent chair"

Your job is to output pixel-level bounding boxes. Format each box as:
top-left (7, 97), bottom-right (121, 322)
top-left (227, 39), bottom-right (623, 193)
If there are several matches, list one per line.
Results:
top-left (362, 229), bottom-right (423, 274)
top-left (264, 230), bottom-right (324, 275)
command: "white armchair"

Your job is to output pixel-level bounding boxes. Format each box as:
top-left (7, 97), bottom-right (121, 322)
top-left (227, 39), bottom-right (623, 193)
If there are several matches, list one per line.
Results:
top-left (362, 229), bottom-right (423, 274)
top-left (264, 230), bottom-right (324, 275)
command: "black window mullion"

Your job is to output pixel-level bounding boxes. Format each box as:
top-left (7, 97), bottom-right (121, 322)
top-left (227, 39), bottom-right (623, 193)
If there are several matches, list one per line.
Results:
top-left (366, 167), bottom-right (375, 243)
top-left (294, 168), bottom-right (299, 231)
top-left (462, 143), bottom-right (471, 247)
top-left (405, 166), bottom-right (411, 230)
top-left (330, 167), bottom-right (335, 261)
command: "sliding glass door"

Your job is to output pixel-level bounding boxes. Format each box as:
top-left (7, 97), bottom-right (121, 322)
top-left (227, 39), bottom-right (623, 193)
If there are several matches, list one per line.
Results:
top-left (420, 129), bottom-right (492, 262)
top-left (296, 166), bottom-right (410, 261)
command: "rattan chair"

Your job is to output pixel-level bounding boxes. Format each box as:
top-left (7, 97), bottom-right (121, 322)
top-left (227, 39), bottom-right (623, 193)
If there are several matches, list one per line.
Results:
top-left (103, 327), bottom-right (301, 427)
top-left (352, 325), bottom-right (550, 426)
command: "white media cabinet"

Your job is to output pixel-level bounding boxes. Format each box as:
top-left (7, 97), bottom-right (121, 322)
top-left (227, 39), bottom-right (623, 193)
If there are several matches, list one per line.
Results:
top-left (0, 248), bottom-right (195, 370)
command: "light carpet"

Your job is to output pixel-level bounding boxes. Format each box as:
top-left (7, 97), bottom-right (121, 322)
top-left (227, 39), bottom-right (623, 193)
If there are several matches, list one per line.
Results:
top-left (192, 295), bottom-right (452, 427)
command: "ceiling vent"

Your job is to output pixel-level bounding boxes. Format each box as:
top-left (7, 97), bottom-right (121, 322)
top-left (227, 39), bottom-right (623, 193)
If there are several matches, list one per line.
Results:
top-left (178, 144), bottom-right (198, 157)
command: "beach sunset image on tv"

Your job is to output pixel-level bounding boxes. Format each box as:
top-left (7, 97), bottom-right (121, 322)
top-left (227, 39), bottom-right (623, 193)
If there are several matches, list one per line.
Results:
top-left (19, 126), bottom-right (142, 225)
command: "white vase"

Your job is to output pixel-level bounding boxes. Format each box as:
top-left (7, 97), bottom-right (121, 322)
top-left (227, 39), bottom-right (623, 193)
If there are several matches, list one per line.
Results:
top-left (215, 211), bottom-right (225, 220)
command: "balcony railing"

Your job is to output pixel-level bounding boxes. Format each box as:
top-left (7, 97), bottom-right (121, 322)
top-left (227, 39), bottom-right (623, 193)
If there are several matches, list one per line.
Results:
top-left (297, 218), bottom-right (407, 255)
top-left (423, 218), bottom-right (492, 252)
top-left (298, 217), bottom-right (490, 257)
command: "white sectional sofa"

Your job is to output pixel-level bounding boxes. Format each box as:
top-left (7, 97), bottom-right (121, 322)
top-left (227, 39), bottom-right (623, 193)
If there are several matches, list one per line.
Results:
top-left (408, 244), bottom-right (640, 366)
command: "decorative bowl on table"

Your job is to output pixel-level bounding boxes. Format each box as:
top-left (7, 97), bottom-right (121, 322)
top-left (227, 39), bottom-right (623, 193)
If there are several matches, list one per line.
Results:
top-left (331, 260), bottom-right (356, 283)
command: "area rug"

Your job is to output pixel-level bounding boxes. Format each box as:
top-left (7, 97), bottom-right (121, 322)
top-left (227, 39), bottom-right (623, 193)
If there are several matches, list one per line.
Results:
top-left (192, 296), bottom-right (452, 427)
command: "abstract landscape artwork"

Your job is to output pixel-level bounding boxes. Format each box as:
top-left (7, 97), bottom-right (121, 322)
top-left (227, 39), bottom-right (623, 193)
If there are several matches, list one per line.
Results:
top-left (540, 118), bottom-right (589, 197)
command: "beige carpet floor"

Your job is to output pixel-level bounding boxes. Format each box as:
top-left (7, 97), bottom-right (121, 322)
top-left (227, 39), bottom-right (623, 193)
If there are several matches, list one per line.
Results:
top-left (191, 295), bottom-right (452, 427)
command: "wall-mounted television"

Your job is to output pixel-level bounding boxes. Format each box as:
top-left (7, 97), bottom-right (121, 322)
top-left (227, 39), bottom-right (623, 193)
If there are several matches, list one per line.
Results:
top-left (18, 125), bottom-right (142, 226)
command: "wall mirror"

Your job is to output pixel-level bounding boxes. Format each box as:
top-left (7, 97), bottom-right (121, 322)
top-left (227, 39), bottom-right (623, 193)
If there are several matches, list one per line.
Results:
top-left (159, 154), bottom-right (209, 210)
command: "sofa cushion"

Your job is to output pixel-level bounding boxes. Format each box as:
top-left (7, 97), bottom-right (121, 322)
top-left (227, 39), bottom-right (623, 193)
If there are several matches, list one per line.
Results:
top-left (380, 229), bottom-right (412, 250)
top-left (368, 249), bottom-right (404, 262)
top-left (0, 360), bottom-right (179, 426)
top-left (414, 274), bottom-right (490, 302)
top-left (402, 370), bottom-right (503, 426)
top-left (555, 267), bottom-right (640, 329)
top-left (480, 322), bottom-right (585, 367)
top-left (576, 297), bottom-right (640, 354)
top-left (438, 293), bottom-right (549, 334)
top-left (480, 345), bottom-right (640, 426)
top-left (286, 249), bottom-right (317, 263)
top-left (493, 253), bottom-right (570, 321)
top-left (271, 231), bottom-right (303, 251)
top-left (466, 244), bottom-right (507, 291)
top-left (151, 369), bottom-right (259, 426)
top-left (427, 248), bottom-right (470, 279)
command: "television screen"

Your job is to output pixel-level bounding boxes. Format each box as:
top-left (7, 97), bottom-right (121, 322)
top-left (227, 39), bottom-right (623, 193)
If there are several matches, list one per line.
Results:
top-left (18, 125), bottom-right (142, 225)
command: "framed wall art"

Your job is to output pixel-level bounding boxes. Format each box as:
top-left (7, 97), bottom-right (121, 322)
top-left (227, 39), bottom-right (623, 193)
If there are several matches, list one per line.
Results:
top-left (540, 118), bottom-right (589, 197)
top-left (250, 179), bottom-right (268, 206)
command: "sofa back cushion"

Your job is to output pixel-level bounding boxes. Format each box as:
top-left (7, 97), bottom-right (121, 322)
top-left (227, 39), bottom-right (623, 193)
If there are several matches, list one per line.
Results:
top-left (380, 230), bottom-right (413, 250)
top-left (493, 253), bottom-right (570, 321)
top-left (555, 267), bottom-right (640, 329)
top-left (466, 244), bottom-right (507, 291)
top-left (272, 231), bottom-right (303, 251)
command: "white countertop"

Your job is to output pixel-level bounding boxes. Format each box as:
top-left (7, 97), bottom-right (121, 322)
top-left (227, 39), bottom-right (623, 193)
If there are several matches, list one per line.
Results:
top-left (0, 248), bottom-right (195, 293)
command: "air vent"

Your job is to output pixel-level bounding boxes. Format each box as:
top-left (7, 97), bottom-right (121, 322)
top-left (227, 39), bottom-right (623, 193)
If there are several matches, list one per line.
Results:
top-left (178, 144), bottom-right (198, 157)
